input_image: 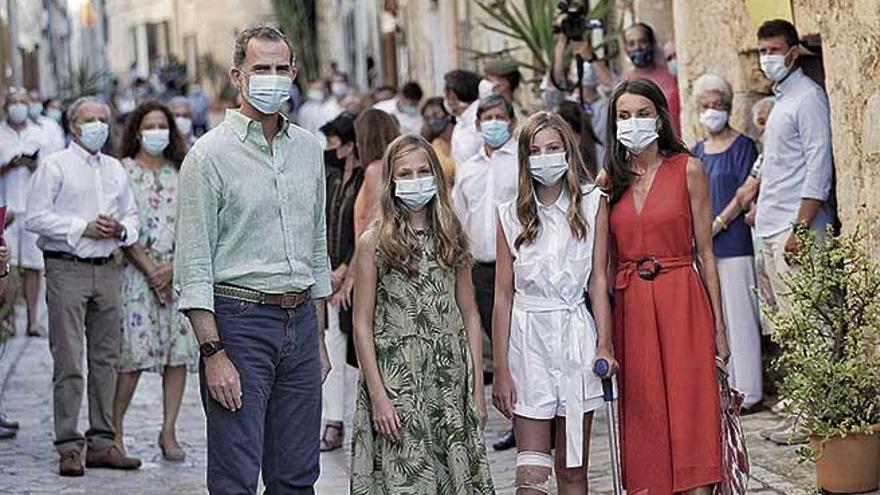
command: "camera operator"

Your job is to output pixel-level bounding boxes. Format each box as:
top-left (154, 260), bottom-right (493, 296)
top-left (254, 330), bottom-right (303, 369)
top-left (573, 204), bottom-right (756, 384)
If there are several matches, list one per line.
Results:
top-left (550, 23), bottom-right (614, 169)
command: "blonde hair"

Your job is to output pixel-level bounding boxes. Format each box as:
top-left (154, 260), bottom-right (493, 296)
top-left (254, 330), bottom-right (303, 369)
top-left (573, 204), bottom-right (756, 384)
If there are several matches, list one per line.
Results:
top-left (514, 112), bottom-right (591, 249)
top-left (376, 135), bottom-right (471, 276)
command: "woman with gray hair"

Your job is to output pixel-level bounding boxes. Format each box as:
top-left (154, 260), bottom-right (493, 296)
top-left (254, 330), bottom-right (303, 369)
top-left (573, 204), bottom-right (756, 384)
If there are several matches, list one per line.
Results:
top-left (691, 73), bottom-right (764, 412)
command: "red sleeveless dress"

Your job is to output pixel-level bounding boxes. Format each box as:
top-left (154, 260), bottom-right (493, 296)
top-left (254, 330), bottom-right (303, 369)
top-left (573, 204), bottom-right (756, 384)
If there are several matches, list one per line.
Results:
top-left (609, 153), bottom-right (722, 494)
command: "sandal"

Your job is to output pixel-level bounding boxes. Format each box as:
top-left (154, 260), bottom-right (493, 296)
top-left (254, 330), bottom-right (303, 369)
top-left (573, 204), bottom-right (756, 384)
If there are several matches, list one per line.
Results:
top-left (320, 423), bottom-right (344, 452)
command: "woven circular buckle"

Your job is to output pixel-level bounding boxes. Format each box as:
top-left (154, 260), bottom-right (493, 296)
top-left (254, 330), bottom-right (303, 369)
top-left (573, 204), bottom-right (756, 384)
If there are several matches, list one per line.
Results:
top-left (636, 256), bottom-right (663, 281)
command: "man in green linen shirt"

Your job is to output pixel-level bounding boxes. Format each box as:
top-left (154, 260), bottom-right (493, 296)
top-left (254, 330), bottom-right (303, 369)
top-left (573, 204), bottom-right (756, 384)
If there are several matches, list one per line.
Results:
top-left (174, 26), bottom-right (331, 494)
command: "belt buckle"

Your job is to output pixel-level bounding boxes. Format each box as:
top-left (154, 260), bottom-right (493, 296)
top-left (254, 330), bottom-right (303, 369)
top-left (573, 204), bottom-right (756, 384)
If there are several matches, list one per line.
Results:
top-left (279, 293), bottom-right (300, 309)
top-left (636, 256), bottom-right (662, 281)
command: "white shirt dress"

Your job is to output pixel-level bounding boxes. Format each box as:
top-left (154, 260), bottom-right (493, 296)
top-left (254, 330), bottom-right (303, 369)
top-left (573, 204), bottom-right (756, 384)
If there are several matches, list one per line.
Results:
top-left (498, 184), bottom-right (606, 468)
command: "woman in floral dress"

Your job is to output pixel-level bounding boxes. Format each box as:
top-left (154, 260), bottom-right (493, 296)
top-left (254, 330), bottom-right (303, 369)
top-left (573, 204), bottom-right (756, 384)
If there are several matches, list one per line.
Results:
top-left (111, 101), bottom-right (197, 462)
top-left (350, 135), bottom-right (494, 494)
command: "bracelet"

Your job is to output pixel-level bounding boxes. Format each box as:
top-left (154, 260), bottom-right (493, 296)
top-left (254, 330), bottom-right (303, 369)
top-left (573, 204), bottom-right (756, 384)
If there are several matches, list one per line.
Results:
top-left (714, 216), bottom-right (728, 230)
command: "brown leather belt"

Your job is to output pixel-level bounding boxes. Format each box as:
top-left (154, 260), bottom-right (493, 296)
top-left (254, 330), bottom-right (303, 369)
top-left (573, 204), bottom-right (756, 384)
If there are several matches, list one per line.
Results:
top-left (214, 284), bottom-right (311, 309)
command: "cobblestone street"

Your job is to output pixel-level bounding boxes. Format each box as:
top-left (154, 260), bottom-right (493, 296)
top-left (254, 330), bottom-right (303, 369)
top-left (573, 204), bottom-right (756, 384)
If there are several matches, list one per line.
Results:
top-left (0, 334), bottom-right (854, 494)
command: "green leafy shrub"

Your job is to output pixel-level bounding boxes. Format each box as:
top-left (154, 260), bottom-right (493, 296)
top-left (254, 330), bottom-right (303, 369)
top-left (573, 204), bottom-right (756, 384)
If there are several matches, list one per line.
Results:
top-left (770, 228), bottom-right (880, 451)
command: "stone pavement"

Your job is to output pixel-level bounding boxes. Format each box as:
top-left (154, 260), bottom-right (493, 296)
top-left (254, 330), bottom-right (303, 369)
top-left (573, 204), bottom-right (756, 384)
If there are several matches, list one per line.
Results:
top-left (0, 334), bottom-right (837, 494)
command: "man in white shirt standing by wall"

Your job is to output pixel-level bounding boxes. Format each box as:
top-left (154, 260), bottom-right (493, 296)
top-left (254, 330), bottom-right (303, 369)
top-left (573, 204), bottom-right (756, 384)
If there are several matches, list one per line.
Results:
top-left (445, 70), bottom-right (483, 167)
top-left (753, 19), bottom-right (835, 445)
top-left (26, 96), bottom-right (142, 477)
top-left (0, 88), bottom-right (49, 338)
top-left (373, 81), bottom-right (424, 135)
top-left (452, 94), bottom-right (519, 451)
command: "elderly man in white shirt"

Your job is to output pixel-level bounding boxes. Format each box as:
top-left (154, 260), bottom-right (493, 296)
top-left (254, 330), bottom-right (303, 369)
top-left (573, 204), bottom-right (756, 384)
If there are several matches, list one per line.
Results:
top-left (373, 81), bottom-right (424, 135)
top-left (25, 96), bottom-right (142, 476)
top-left (445, 70), bottom-right (483, 166)
top-left (754, 19), bottom-right (834, 445)
top-left (452, 94), bottom-right (519, 451)
top-left (0, 88), bottom-right (50, 338)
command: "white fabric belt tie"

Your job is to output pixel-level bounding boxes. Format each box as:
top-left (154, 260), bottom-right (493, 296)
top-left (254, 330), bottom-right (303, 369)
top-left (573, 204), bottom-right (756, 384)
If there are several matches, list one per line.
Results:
top-left (513, 293), bottom-right (588, 468)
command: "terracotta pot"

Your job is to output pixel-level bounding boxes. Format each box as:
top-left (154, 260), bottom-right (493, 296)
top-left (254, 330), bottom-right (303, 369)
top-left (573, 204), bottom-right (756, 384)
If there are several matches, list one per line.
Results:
top-left (810, 427), bottom-right (880, 494)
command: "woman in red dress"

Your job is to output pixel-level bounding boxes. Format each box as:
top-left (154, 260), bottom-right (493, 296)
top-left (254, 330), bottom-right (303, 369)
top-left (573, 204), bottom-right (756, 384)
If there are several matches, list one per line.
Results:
top-left (604, 78), bottom-right (730, 494)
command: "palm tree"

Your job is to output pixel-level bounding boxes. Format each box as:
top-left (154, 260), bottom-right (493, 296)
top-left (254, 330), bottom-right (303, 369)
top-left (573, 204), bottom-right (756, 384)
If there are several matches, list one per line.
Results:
top-left (273, 0), bottom-right (320, 82)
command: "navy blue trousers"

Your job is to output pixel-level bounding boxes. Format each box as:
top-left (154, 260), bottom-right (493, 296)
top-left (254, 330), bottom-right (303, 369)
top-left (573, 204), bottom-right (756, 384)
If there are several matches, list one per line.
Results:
top-left (201, 296), bottom-right (321, 495)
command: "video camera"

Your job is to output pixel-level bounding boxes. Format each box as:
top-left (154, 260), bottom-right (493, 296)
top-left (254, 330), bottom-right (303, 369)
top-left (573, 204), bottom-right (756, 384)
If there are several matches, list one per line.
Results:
top-left (553, 1), bottom-right (602, 41)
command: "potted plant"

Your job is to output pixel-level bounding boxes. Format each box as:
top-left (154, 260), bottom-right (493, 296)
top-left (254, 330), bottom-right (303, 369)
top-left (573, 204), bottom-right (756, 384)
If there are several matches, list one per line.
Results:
top-left (770, 228), bottom-right (880, 494)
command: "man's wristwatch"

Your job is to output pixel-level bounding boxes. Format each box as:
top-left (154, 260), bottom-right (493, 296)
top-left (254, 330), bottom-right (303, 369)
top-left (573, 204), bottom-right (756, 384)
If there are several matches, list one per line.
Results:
top-left (117, 228), bottom-right (127, 242)
top-left (200, 340), bottom-right (224, 358)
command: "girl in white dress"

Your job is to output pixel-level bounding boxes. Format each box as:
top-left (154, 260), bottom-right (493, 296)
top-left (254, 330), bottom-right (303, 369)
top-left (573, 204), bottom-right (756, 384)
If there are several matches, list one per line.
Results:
top-left (492, 112), bottom-right (617, 494)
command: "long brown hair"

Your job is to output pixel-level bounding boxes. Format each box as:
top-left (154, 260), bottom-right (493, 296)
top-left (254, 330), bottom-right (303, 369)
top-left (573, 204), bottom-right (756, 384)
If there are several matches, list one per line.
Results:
top-left (355, 108), bottom-right (400, 165)
top-left (376, 135), bottom-right (471, 277)
top-left (603, 78), bottom-right (691, 203)
top-left (514, 111), bottom-right (592, 249)
top-left (118, 100), bottom-right (187, 166)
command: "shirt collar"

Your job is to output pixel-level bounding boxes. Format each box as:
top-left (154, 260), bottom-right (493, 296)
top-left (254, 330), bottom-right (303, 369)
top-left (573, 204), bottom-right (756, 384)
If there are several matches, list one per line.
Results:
top-left (772, 67), bottom-right (804, 97)
top-left (69, 140), bottom-right (103, 166)
top-left (225, 108), bottom-right (292, 142)
top-left (536, 187), bottom-right (571, 214)
top-left (478, 133), bottom-right (517, 161)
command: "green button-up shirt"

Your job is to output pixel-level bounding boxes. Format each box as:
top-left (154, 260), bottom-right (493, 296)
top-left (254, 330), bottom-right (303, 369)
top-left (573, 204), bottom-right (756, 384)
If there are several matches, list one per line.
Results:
top-left (175, 109), bottom-right (332, 312)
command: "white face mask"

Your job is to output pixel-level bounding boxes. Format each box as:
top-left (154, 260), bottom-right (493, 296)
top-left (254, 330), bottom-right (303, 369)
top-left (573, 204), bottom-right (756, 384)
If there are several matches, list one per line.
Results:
top-left (529, 152), bottom-right (570, 186)
top-left (307, 89), bottom-right (324, 102)
top-left (6, 103), bottom-right (28, 124)
top-left (699, 108), bottom-right (729, 134)
top-left (141, 129), bottom-right (170, 156)
top-left (394, 175), bottom-right (437, 210)
top-left (46, 108), bottom-right (63, 123)
top-left (760, 54), bottom-right (791, 82)
top-left (616, 117), bottom-right (659, 155)
top-left (331, 82), bottom-right (348, 98)
top-left (174, 116), bottom-right (193, 136)
top-left (244, 74), bottom-right (292, 115)
top-left (79, 121), bottom-right (109, 153)
top-left (28, 103), bottom-right (44, 119)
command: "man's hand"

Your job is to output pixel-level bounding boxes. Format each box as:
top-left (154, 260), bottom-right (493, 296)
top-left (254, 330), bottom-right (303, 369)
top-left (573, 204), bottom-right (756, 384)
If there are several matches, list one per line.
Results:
top-left (784, 231), bottom-right (802, 264)
top-left (204, 351), bottom-right (243, 411)
top-left (97, 214), bottom-right (124, 238)
top-left (330, 275), bottom-right (354, 310)
top-left (83, 221), bottom-right (106, 239)
top-left (570, 39), bottom-right (594, 59)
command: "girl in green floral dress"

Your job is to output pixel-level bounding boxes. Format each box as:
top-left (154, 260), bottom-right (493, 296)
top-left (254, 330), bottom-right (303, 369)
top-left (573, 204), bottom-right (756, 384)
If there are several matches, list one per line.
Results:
top-left (350, 135), bottom-right (495, 494)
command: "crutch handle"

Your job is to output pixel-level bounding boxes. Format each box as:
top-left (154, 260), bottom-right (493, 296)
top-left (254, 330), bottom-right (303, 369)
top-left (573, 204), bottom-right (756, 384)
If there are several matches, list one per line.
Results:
top-left (593, 358), bottom-right (615, 402)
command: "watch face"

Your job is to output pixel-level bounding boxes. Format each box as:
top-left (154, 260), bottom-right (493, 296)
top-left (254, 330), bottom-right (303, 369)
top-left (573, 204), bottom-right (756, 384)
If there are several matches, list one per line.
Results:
top-left (200, 341), bottom-right (220, 356)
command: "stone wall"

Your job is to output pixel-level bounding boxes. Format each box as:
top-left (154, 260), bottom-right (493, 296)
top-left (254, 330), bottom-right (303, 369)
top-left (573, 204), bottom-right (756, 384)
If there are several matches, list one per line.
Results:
top-left (673, 0), bottom-right (880, 256)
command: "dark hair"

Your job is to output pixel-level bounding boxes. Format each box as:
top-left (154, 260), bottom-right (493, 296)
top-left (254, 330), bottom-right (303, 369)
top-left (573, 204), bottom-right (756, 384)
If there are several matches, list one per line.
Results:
top-left (443, 70), bottom-right (480, 104)
top-left (603, 78), bottom-right (691, 203)
top-left (355, 108), bottom-right (400, 165)
top-left (233, 26), bottom-right (294, 68)
top-left (495, 71), bottom-right (522, 92)
top-left (476, 94), bottom-right (514, 120)
top-left (556, 100), bottom-right (598, 177)
top-left (118, 100), bottom-right (187, 166)
top-left (319, 111), bottom-right (357, 145)
top-left (757, 19), bottom-right (800, 48)
top-left (626, 22), bottom-right (656, 46)
top-left (401, 82), bottom-right (423, 101)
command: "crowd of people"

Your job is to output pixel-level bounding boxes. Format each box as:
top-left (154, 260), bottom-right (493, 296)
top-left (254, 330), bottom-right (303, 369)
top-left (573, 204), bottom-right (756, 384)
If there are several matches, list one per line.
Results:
top-left (0, 16), bottom-right (834, 495)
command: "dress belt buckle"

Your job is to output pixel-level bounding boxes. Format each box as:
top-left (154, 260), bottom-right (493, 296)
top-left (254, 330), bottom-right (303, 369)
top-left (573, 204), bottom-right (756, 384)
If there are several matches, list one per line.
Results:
top-left (636, 256), bottom-right (663, 281)
top-left (279, 293), bottom-right (301, 309)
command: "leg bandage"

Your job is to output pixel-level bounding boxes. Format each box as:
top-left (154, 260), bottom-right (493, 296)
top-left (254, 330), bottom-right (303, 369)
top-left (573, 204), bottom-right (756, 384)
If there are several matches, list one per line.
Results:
top-left (514, 451), bottom-right (553, 494)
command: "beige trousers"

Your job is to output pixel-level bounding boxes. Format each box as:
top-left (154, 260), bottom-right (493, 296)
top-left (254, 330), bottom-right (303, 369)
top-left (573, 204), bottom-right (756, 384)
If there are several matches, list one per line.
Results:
top-left (45, 257), bottom-right (122, 454)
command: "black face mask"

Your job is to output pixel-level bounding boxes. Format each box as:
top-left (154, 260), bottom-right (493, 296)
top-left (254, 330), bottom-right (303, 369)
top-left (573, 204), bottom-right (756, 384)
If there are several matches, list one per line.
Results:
top-left (426, 115), bottom-right (450, 133)
top-left (628, 48), bottom-right (655, 68)
top-left (324, 148), bottom-right (345, 169)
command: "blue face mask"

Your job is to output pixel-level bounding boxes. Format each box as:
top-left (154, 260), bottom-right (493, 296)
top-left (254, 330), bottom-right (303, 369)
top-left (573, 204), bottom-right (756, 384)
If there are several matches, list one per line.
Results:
top-left (481, 119), bottom-right (511, 149)
top-left (79, 121), bottom-right (109, 153)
